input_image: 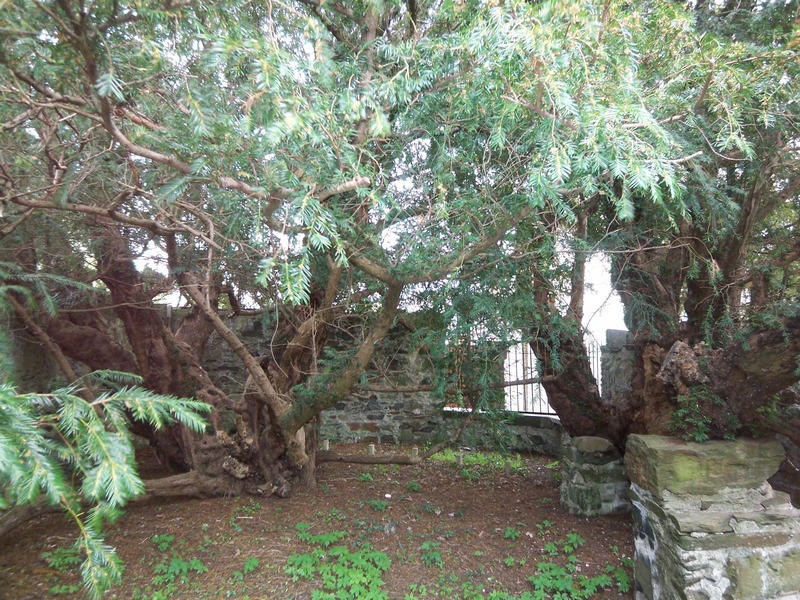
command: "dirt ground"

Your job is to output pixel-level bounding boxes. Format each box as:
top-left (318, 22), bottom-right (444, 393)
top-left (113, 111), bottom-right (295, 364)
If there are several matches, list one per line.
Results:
top-left (0, 444), bottom-right (634, 599)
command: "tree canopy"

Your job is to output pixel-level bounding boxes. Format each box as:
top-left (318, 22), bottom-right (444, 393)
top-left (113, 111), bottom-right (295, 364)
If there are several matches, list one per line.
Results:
top-left (1, 2), bottom-right (799, 592)
top-left (1, 0), bottom-right (799, 594)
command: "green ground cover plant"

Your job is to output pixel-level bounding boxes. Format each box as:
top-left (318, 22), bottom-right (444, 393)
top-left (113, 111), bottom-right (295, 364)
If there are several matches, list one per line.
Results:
top-left (3, 449), bottom-right (633, 599)
top-left (285, 523), bottom-right (392, 599)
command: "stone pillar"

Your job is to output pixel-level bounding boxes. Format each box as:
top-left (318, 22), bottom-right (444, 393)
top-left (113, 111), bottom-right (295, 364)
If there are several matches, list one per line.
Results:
top-left (560, 435), bottom-right (631, 516)
top-left (601, 329), bottom-right (634, 405)
top-left (625, 435), bottom-right (800, 600)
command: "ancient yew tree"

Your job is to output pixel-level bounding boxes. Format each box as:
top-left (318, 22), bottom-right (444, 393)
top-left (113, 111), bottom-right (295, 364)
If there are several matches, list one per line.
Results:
top-left (1, 0), bottom-right (798, 520)
top-left (516, 0), bottom-right (800, 453)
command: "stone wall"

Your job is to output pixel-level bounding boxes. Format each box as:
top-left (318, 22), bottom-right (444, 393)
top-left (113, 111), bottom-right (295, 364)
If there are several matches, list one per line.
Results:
top-left (3, 312), bottom-right (586, 458)
top-left (560, 436), bottom-right (630, 516)
top-left (625, 435), bottom-right (800, 600)
top-left (196, 313), bottom-right (567, 455)
top-left (200, 313), bottom-right (278, 399)
top-left (6, 317), bottom-right (60, 392)
top-left (321, 403), bottom-right (564, 456)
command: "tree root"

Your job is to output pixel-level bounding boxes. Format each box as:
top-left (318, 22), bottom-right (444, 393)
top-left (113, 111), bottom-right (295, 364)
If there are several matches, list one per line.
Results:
top-left (0, 499), bottom-right (57, 539)
top-left (0, 471), bottom-right (243, 539)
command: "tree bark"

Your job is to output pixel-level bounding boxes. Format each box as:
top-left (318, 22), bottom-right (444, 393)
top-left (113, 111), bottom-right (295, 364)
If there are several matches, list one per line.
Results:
top-left (709, 316), bottom-right (800, 435)
top-left (532, 329), bottom-right (619, 442)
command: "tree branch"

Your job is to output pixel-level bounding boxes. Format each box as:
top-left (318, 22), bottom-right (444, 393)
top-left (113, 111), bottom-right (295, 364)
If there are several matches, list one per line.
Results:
top-left (294, 0), bottom-right (354, 19)
top-left (408, 205), bottom-right (534, 284)
top-left (279, 282), bottom-right (404, 433)
top-left (174, 267), bottom-right (290, 417)
top-left (348, 251), bottom-right (401, 285)
top-left (8, 295), bottom-right (87, 395)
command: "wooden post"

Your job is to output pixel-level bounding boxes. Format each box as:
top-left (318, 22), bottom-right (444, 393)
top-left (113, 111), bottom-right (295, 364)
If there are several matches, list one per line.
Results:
top-left (504, 460), bottom-right (511, 477)
top-left (457, 452), bottom-right (464, 467)
top-left (321, 439), bottom-right (330, 451)
top-left (368, 444), bottom-right (376, 456)
top-left (411, 447), bottom-right (419, 459)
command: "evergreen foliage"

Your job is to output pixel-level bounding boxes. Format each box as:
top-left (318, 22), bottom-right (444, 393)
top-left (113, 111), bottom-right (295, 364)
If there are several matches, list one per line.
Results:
top-left (0, 3), bottom-right (797, 587)
top-left (0, 269), bottom-right (210, 598)
top-left (0, 369), bottom-right (209, 598)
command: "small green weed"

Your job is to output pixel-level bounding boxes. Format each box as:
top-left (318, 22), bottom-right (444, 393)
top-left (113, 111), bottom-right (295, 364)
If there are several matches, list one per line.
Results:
top-left (285, 524), bottom-right (391, 599)
top-left (324, 507), bottom-right (347, 522)
top-left (41, 546), bottom-right (83, 598)
top-left (41, 546), bottom-right (82, 573)
top-left (419, 541), bottom-right (443, 568)
top-left (128, 535), bottom-right (210, 598)
top-left (606, 564), bottom-right (632, 593)
top-left (369, 499), bottom-right (389, 512)
top-left (536, 520), bottom-right (554, 536)
top-left (621, 555), bottom-right (634, 568)
top-left (405, 480), bottom-right (422, 493)
top-left (671, 386), bottom-right (720, 442)
top-left (530, 561), bottom-right (614, 598)
top-left (294, 522), bottom-right (348, 546)
top-left (432, 449), bottom-right (526, 477)
top-left (151, 534), bottom-right (176, 552)
top-left (197, 534), bottom-right (214, 552)
top-left (231, 556), bottom-right (260, 583)
top-left (229, 499), bottom-right (261, 532)
top-left (48, 583), bottom-right (81, 596)
top-left (562, 532), bottom-right (586, 554)
top-left (543, 541), bottom-right (559, 557)
top-left (152, 555), bottom-right (208, 586)
top-left (459, 468), bottom-right (481, 481)
top-left (503, 527), bottom-right (521, 541)
top-left (357, 472), bottom-right (374, 482)
top-left (405, 583), bottom-right (428, 599)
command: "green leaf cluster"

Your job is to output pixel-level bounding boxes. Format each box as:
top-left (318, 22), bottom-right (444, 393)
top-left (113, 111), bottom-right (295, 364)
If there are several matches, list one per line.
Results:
top-left (0, 372), bottom-right (209, 598)
top-left (286, 524), bottom-right (391, 599)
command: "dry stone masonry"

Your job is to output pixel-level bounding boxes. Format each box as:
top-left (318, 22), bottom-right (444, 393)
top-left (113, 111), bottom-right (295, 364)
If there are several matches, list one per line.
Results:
top-left (601, 329), bottom-right (635, 406)
top-left (200, 313), bottom-right (566, 454)
top-left (559, 435), bottom-right (631, 516)
top-left (625, 435), bottom-right (800, 600)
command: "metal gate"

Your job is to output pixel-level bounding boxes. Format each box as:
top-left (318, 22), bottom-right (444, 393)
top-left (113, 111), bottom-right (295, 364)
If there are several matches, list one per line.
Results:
top-left (503, 339), bottom-right (602, 415)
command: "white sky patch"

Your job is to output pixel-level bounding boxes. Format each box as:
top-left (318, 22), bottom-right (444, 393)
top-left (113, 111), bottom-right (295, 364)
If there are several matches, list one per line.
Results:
top-left (582, 254), bottom-right (628, 344)
top-left (134, 242), bottom-right (171, 276)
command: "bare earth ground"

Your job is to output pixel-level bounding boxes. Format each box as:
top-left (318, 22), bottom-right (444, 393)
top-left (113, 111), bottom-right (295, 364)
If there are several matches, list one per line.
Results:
top-left (0, 444), bottom-right (634, 599)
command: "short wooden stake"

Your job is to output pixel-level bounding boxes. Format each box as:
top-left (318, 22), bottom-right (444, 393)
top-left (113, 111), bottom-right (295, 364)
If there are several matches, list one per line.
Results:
top-left (504, 460), bottom-right (511, 477)
top-left (368, 444), bottom-right (376, 456)
top-left (321, 439), bottom-right (330, 451)
top-left (411, 446), bottom-right (419, 459)
top-left (457, 452), bottom-right (464, 467)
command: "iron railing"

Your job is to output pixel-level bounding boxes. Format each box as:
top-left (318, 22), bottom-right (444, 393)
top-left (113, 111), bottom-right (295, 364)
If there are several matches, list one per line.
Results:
top-left (503, 338), bottom-right (602, 415)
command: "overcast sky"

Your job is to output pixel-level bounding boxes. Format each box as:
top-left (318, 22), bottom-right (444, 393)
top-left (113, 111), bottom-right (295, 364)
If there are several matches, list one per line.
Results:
top-left (583, 255), bottom-right (628, 345)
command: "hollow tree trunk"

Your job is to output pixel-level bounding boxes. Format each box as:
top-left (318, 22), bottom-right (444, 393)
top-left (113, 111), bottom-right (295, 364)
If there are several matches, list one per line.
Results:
top-left (15, 224), bottom-right (409, 504)
top-left (654, 317), bottom-right (800, 443)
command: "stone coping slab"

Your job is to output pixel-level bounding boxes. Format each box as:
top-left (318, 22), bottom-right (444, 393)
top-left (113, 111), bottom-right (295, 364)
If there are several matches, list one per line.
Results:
top-left (625, 435), bottom-right (784, 498)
